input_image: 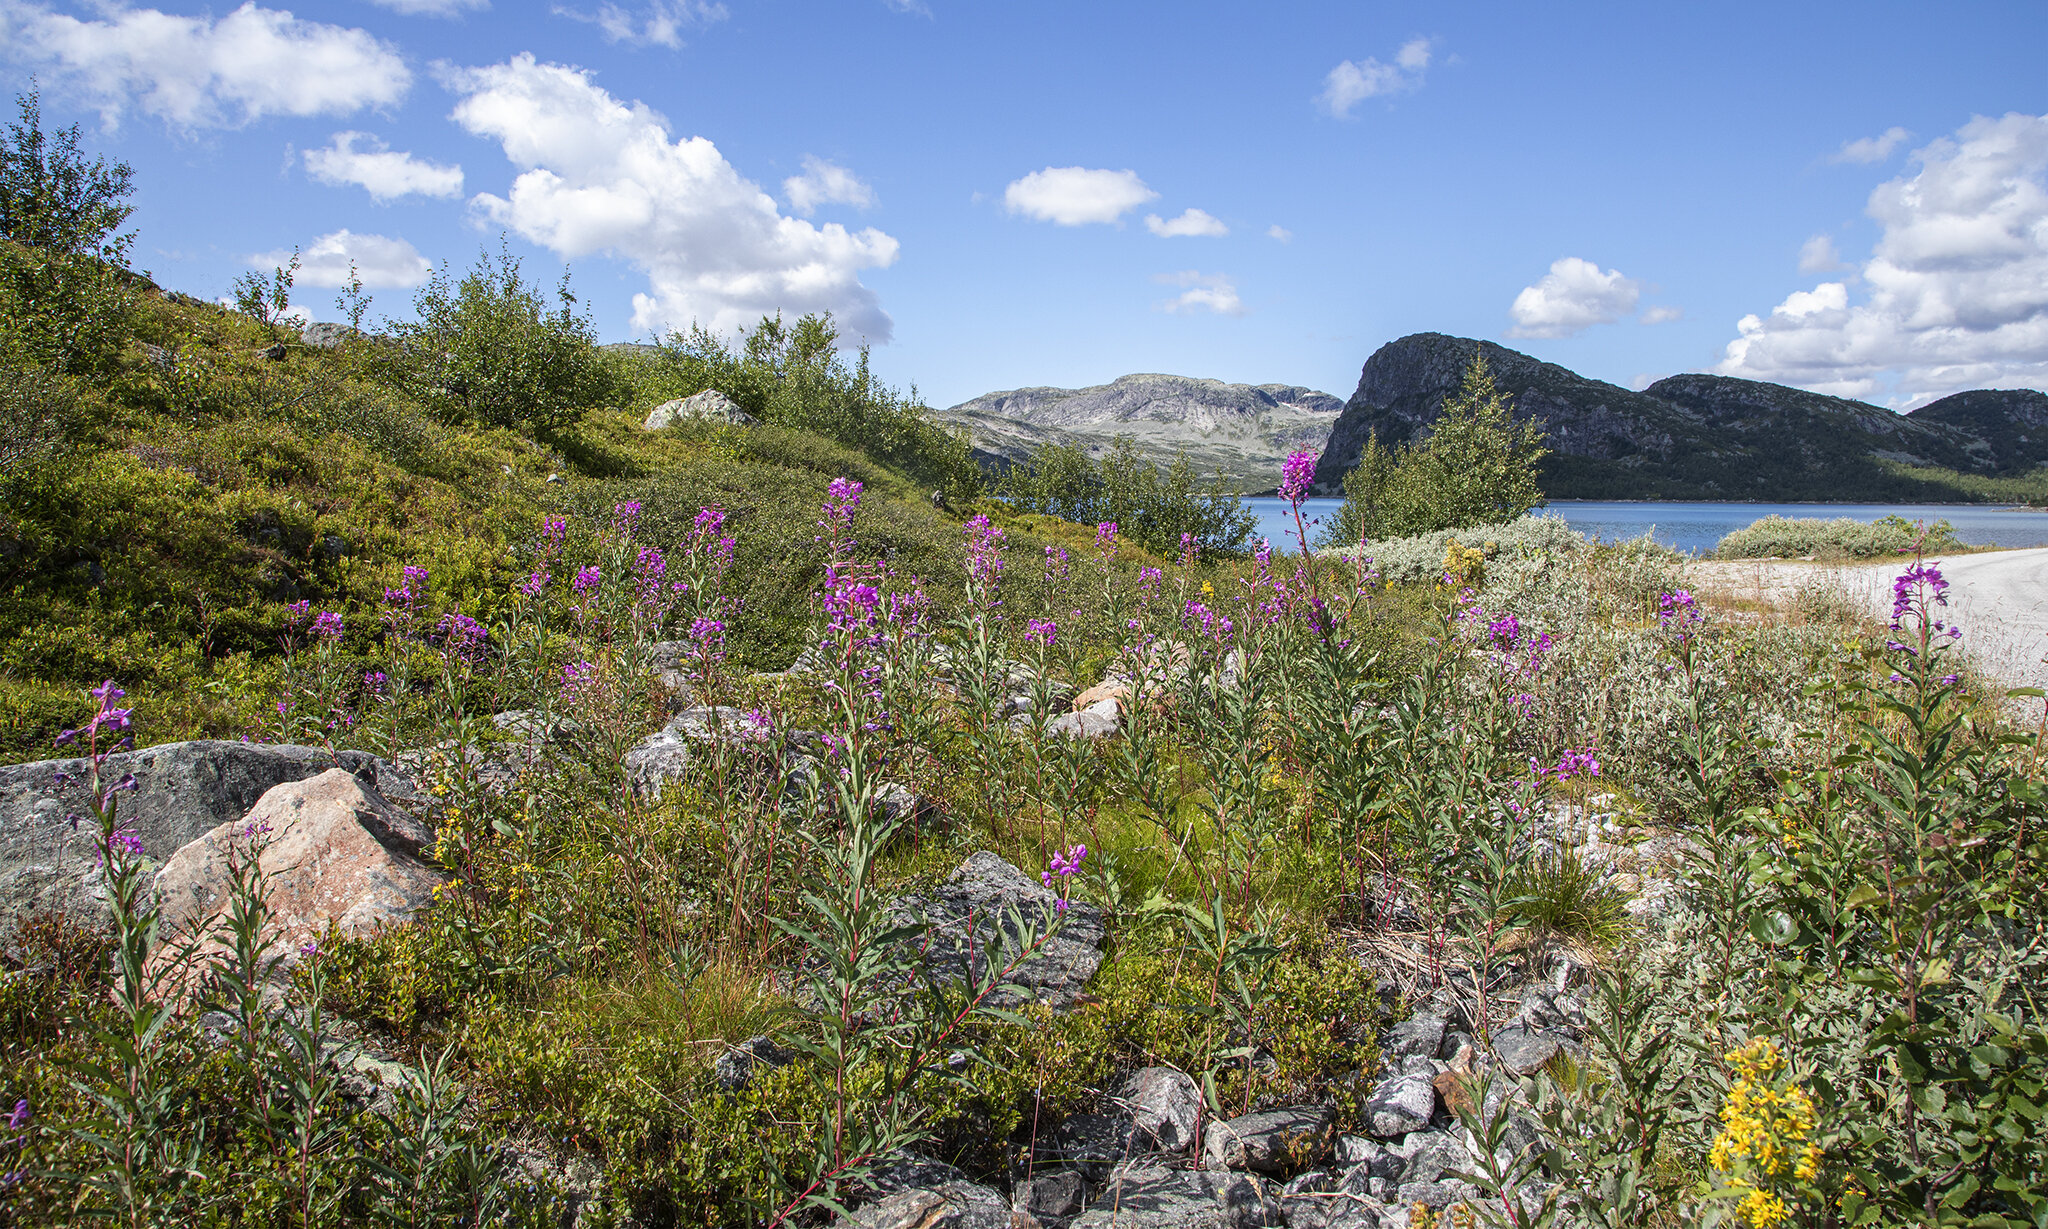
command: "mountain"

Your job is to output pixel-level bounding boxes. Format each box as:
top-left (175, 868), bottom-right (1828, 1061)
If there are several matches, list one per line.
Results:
top-left (939, 373), bottom-right (1344, 490)
top-left (1310, 333), bottom-right (2048, 501)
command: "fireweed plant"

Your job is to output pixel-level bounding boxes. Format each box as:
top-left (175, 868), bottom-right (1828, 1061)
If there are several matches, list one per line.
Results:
top-left (11, 434), bottom-right (2046, 1226)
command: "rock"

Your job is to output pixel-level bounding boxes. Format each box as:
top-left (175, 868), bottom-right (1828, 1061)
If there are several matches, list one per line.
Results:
top-left (1362, 1071), bottom-right (1437, 1138)
top-left (490, 709), bottom-right (579, 745)
top-left (838, 1179), bottom-right (1009, 1229)
top-left (1123, 1066), bottom-right (1202, 1154)
top-left (1489, 1026), bottom-right (1562, 1076)
top-left (1388, 1131), bottom-right (1467, 1187)
top-left (1202, 1105), bottom-right (1335, 1174)
top-left (150, 769), bottom-right (445, 980)
top-left (1036, 1112), bottom-right (1134, 1181)
top-left (299, 321), bottom-right (357, 349)
top-left (1045, 707), bottom-right (1118, 741)
top-left (643, 389), bottom-right (758, 430)
top-left (1332, 1136), bottom-right (1400, 1180)
top-left (1383, 1014), bottom-right (1445, 1060)
top-left (873, 781), bottom-right (939, 831)
top-left (887, 852), bottom-right (1103, 1011)
top-left (1070, 1162), bottom-right (1285, 1229)
top-left (1279, 1165), bottom-right (1400, 1229)
top-left (645, 641), bottom-right (704, 707)
top-left (624, 706), bottom-right (801, 801)
top-left (1071, 680), bottom-right (1129, 714)
top-left (1394, 1179), bottom-right (1478, 1212)
top-left (1516, 988), bottom-right (1585, 1037)
top-left (713, 1035), bottom-right (794, 1092)
top-left (0, 740), bottom-right (420, 932)
top-left (1012, 1170), bottom-right (1086, 1225)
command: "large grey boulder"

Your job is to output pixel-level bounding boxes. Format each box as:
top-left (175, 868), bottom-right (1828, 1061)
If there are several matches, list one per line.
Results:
top-left (1382, 1014), bottom-right (1446, 1061)
top-left (1202, 1105), bottom-right (1336, 1175)
top-left (1489, 1026), bottom-right (1562, 1076)
top-left (1070, 1162), bottom-right (1284, 1229)
top-left (887, 852), bottom-right (1104, 1010)
top-left (0, 740), bottom-right (419, 931)
top-left (643, 390), bottom-right (758, 430)
top-left (1012, 1170), bottom-right (1087, 1227)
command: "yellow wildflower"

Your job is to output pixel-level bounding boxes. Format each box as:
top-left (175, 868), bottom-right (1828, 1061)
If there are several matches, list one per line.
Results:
top-left (1711, 1038), bottom-right (1824, 1226)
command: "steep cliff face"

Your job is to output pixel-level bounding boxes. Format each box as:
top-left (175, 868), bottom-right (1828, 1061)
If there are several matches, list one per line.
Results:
top-left (1311, 334), bottom-right (2044, 501)
top-left (940, 373), bottom-right (1343, 490)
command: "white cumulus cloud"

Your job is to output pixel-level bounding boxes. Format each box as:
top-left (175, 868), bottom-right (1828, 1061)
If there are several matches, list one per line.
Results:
top-left (1718, 112), bottom-right (2048, 406)
top-left (447, 54), bottom-right (899, 342)
top-left (553, 0), bottom-right (727, 48)
top-left (254, 229), bottom-right (430, 288)
top-left (1641, 305), bottom-right (1684, 325)
top-left (1003, 167), bottom-right (1156, 226)
top-left (1319, 37), bottom-right (1432, 118)
top-left (1267, 224), bottom-right (1292, 243)
top-left (305, 132), bottom-right (463, 202)
top-left (368, 0), bottom-right (487, 15)
top-left (1505, 257), bottom-right (1642, 339)
top-left (1798, 233), bottom-right (1846, 273)
top-left (1830, 126), bottom-right (1911, 165)
top-left (783, 156), bottom-right (875, 216)
top-left (1145, 208), bottom-right (1227, 238)
top-left (0, 0), bottom-right (410, 128)
top-left (1154, 270), bottom-right (1245, 316)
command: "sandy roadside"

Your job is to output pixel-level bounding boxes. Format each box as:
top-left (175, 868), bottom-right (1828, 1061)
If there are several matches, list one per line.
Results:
top-left (1685, 547), bottom-right (2048, 695)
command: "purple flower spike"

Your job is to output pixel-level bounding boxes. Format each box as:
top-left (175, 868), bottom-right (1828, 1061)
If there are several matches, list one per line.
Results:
top-left (1280, 449), bottom-right (1318, 506)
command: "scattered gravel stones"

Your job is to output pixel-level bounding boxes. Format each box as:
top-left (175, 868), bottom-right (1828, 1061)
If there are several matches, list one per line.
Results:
top-left (1279, 1164), bottom-right (1400, 1229)
top-left (1202, 1105), bottom-right (1337, 1174)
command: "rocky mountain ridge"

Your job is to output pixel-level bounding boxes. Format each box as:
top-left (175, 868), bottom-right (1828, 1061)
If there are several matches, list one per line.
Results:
top-left (1310, 333), bottom-right (2048, 501)
top-left (939, 373), bottom-right (1344, 490)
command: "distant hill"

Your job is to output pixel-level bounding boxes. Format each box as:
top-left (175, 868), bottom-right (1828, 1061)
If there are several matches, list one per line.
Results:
top-left (939, 373), bottom-right (1344, 490)
top-left (1310, 333), bottom-right (2048, 501)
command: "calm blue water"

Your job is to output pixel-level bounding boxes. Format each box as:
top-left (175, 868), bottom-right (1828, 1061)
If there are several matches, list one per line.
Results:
top-left (1245, 498), bottom-right (2048, 556)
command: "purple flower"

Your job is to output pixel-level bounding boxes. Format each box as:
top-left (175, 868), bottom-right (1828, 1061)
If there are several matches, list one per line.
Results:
top-left (1025, 618), bottom-right (1057, 647)
top-left (1280, 449), bottom-right (1318, 506)
top-left (1179, 533), bottom-right (1197, 569)
top-left (541, 516), bottom-right (569, 556)
top-left (518, 568), bottom-right (550, 598)
top-left (299, 939), bottom-right (320, 959)
top-left (964, 515), bottom-right (1007, 592)
top-left (284, 599), bottom-right (311, 628)
top-left (1542, 748), bottom-right (1601, 783)
top-left (1042, 844), bottom-right (1087, 911)
top-left (6, 1099), bottom-right (27, 1131)
top-left (1094, 522), bottom-right (1119, 557)
top-left (1044, 545), bottom-right (1070, 584)
top-left (818, 478), bottom-right (864, 555)
top-left (612, 501), bottom-right (644, 539)
top-left (572, 565), bottom-right (602, 593)
top-left (362, 670), bottom-right (388, 695)
top-left (1891, 562), bottom-right (1950, 627)
top-left (436, 613), bottom-right (488, 664)
top-left (311, 611), bottom-right (344, 642)
top-left (559, 659), bottom-right (596, 703)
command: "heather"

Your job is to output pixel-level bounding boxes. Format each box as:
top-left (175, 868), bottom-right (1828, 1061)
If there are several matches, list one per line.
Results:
top-left (1714, 514), bottom-right (1968, 561)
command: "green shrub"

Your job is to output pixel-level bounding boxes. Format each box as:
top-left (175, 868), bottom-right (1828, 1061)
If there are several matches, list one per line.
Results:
top-left (996, 435), bottom-right (1255, 556)
top-left (1325, 350), bottom-right (1549, 544)
top-left (1320, 512), bottom-right (1585, 584)
top-left (1714, 512), bottom-right (1966, 559)
top-left (386, 242), bottom-right (614, 435)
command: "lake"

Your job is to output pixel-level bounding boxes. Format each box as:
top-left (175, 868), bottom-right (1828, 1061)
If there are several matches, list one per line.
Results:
top-left (1244, 498), bottom-right (2048, 556)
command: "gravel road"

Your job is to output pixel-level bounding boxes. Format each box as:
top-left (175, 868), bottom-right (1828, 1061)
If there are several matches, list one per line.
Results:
top-left (1688, 547), bottom-right (2048, 695)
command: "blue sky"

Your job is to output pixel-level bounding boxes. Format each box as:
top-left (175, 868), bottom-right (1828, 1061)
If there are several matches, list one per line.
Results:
top-left (4, 0), bottom-right (2045, 410)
